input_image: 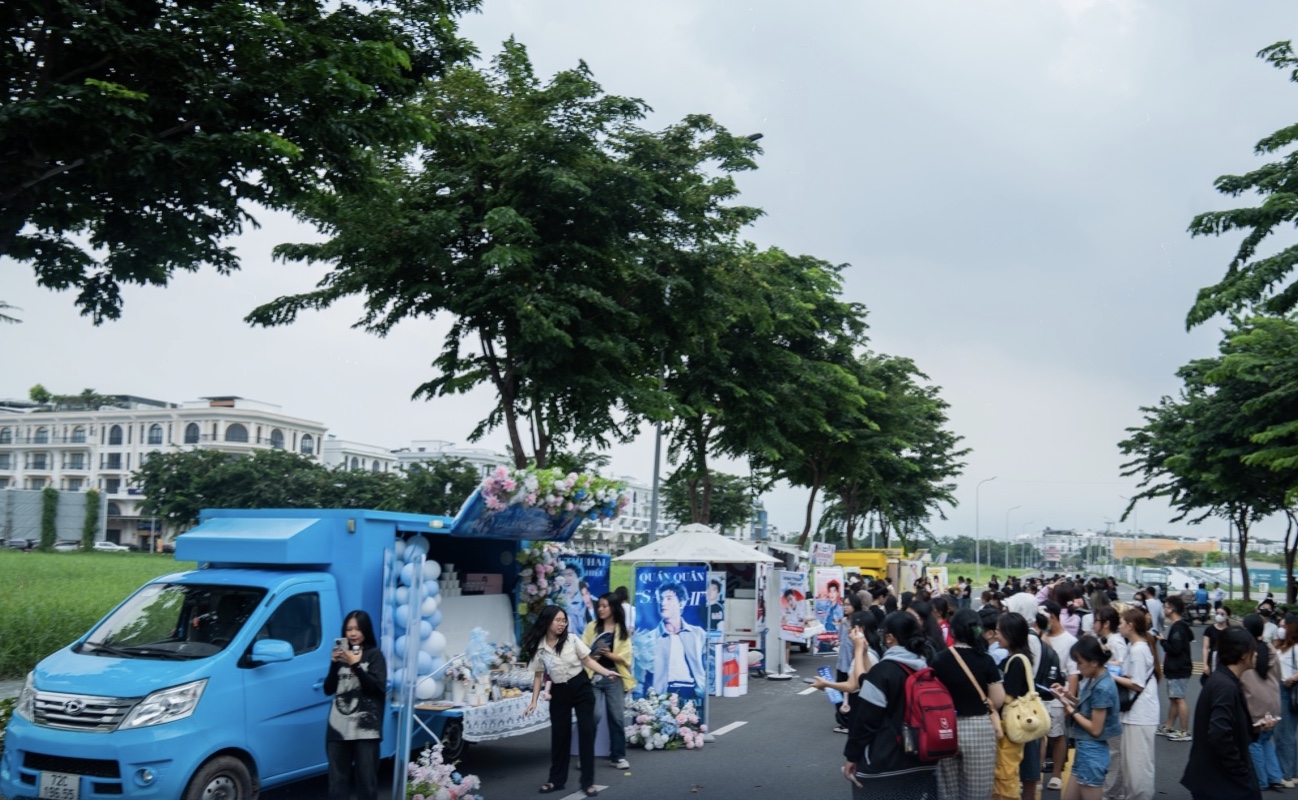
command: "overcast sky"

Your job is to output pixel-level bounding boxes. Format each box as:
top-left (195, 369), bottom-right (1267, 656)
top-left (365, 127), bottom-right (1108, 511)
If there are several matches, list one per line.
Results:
top-left (4, 0), bottom-right (1297, 546)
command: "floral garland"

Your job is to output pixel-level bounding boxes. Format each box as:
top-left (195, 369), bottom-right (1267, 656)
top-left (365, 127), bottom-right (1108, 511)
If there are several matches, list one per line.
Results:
top-left (515, 541), bottom-right (578, 631)
top-left (406, 740), bottom-right (483, 800)
top-left (480, 466), bottom-right (630, 520)
top-left (625, 690), bottom-right (707, 750)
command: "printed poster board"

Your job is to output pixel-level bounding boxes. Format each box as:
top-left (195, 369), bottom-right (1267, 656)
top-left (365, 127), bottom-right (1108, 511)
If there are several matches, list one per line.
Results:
top-left (778, 570), bottom-right (811, 644)
top-left (632, 565), bottom-right (708, 713)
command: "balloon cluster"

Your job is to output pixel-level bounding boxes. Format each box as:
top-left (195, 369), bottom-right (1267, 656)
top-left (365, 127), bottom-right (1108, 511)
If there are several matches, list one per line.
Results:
top-left (388, 535), bottom-right (447, 701)
top-left (463, 627), bottom-right (493, 680)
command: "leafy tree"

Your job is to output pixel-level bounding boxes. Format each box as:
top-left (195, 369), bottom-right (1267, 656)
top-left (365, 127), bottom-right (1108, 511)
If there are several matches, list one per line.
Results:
top-left (1186, 42), bottom-right (1298, 327)
top-left (1077, 544), bottom-right (1110, 565)
top-left (393, 458), bottom-right (481, 517)
top-left (28, 384), bottom-right (50, 405)
top-left (2, 0), bottom-right (479, 322)
top-left (40, 486), bottom-right (58, 549)
top-left (662, 244), bottom-right (868, 529)
top-left (82, 488), bottom-right (101, 549)
top-left (249, 40), bottom-right (761, 470)
top-left (1154, 548), bottom-right (1205, 567)
top-left (1119, 344), bottom-right (1292, 600)
top-left (662, 469), bottom-right (754, 531)
top-left (935, 535), bottom-right (978, 564)
top-left (814, 354), bottom-right (967, 550)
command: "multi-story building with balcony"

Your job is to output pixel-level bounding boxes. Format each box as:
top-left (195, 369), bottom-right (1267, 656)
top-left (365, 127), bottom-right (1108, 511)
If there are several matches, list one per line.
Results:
top-left (0, 395), bottom-right (325, 547)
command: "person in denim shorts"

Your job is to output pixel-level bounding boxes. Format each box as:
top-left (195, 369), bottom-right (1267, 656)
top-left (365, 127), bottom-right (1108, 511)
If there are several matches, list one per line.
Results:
top-left (1053, 636), bottom-right (1122, 799)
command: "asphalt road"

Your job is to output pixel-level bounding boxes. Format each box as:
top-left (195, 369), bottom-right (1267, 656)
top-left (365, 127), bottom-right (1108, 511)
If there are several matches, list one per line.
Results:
top-left (0, 622), bottom-right (1232, 799)
top-left (264, 637), bottom-right (1211, 800)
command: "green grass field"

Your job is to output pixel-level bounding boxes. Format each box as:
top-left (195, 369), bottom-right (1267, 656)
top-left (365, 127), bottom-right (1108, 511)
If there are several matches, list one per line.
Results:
top-left (0, 550), bottom-right (193, 679)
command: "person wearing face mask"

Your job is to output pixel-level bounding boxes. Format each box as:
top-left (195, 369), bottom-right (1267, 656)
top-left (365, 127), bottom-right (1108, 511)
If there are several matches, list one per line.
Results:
top-left (1205, 608), bottom-right (1233, 678)
top-left (1180, 627), bottom-right (1262, 800)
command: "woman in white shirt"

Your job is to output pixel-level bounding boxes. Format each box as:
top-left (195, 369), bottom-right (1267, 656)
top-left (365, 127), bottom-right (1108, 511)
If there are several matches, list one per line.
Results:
top-left (1115, 607), bottom-right (1161, 800)
top-left (523, 605), bottom-right (621, 797)
top-left (1093, 606), bottom-right (1128, 800)
top-left (1277, 614), bottom-right (1298, 785)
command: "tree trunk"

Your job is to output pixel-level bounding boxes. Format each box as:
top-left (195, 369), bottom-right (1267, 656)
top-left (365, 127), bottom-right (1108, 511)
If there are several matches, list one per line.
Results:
top-left (1285, 510), bottom-right (1297, 605)
top-left (845, 512), bottom-right (858, 550)
top-left (797, 466), bottom-right (823, 549)
top-left (482, 336), bottom-right (528, 468)
top-left (1236, 508), bottom-right (1252, 603)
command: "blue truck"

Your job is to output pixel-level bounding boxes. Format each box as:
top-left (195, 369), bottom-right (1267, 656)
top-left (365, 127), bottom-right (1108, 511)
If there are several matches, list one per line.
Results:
top-left (0, 501), bottom-right (566, 800)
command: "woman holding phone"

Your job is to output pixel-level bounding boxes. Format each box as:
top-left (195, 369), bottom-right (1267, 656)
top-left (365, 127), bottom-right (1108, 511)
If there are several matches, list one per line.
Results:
top-left (1052, 636), bottom-right (1121, 800)
top-left (582, 592), bottom-right (635, 770)
top-left (323, 610), bottom-right (387, 800)
top-left (523, 605), bottom-right (621, 797)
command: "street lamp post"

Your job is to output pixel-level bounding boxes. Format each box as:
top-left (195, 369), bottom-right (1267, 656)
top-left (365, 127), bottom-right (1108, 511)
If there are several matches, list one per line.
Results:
top-left (1017, 521), bottom-right (1034, 569)
top-left (975, 477), bottom-right (997, 578)
top-left (1004, 506), bottom-right (1021, 569)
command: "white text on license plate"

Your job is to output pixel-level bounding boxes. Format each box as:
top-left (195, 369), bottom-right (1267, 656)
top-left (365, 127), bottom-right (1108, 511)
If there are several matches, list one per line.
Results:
top-left (39, 771), bottom-right (79, 800)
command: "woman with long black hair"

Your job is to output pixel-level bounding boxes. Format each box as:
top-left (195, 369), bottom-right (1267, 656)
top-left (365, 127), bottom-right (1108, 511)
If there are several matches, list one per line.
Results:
top-left (1242, 613), bottom-right (1287, 790)
top-left (933, 607), bottom-right (1005, 800)
top-left (323, 610), bottom-right (387, 800)
top-left (992, 612), bottom-right (1038, 800)
top-left (523, 604), bottom-right (621, 797)
top-left (841, 611), bottom-right (938, 800)
top-left (582, 592), bottom-right (635, 770)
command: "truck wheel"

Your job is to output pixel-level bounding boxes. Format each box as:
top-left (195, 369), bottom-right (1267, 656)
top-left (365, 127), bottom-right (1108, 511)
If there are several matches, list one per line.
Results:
top-left (441, 719), bottom-right (467, 762)
top-left (183, 755), bottom-right (253, 800)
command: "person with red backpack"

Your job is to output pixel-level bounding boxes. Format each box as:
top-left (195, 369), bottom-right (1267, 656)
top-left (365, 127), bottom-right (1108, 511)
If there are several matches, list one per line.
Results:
top-left (842, 611), bottom-right (953, 799)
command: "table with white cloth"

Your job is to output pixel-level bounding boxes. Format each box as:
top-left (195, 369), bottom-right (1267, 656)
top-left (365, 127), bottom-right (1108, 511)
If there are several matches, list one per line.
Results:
top-left (417, 696), bottom-right (552, 743)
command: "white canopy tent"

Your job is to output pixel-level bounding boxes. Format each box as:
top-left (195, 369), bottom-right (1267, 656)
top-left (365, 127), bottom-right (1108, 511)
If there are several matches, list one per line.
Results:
top-left (613, 524), bottom-right (780, 566)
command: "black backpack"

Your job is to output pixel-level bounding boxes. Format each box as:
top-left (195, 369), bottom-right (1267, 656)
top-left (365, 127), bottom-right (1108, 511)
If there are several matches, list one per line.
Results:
top-left (1032, 633), bottom-right (1061, 701)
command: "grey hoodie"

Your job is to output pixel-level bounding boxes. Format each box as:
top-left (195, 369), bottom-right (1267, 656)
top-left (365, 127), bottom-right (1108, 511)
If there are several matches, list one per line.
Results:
top-left (859, 645), bottom-right (927, 708)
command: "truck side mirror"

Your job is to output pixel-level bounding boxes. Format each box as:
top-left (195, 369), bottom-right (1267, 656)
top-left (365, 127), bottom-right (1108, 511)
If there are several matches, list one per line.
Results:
top-left (249, 639), bottom-right (294, 664)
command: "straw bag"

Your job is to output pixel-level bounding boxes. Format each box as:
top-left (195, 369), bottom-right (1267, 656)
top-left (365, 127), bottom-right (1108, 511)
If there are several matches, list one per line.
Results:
top-left (1000, 654), bottom-right (1048, 744)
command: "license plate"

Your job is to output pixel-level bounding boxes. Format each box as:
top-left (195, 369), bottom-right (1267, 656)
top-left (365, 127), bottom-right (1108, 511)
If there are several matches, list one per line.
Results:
top-left (38, 771), bottom-right (79, 800)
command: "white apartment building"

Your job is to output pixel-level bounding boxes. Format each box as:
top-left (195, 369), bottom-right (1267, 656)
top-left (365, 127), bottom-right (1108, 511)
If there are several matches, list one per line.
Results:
top-left (321, 436), bottom-right (398, 473)
top-left (0, 395), bottom-right (325, 546)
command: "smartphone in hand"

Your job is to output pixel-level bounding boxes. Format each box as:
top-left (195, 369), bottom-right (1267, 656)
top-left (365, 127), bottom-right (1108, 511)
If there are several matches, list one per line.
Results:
top-left (334, 637), bottom-right (348, 651)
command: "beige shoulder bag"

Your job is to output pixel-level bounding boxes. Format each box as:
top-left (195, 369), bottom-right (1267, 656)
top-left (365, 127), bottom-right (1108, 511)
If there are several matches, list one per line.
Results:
top-left (951, 646), bottom-right (1003, 739)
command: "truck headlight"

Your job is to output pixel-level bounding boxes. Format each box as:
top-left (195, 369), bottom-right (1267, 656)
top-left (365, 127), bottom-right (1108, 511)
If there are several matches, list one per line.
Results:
top-left (15, 672), bottom-right (35, 721)
top-left (120, 680), bottom-right (207, 729)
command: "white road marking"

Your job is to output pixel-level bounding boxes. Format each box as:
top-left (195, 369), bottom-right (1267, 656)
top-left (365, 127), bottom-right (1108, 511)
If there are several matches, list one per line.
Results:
top-left (710, 721), bottom-right (748, 736)
top-left (798, 687), bottom-right (818, 695)
top-left (560, 786), bottom-right (607, 800)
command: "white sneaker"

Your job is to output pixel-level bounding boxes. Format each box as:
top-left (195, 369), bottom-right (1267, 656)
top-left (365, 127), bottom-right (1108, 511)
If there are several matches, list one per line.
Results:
top-left (1046, 777), bottom-right (1063, 790)
top-left (612, 759), bottom-right (630, 770)
top-left (781, 665), bottom-right (797, 674)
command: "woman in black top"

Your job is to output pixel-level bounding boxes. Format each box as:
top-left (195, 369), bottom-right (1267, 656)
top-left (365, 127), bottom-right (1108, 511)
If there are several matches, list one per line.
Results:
top-left (323, 610), bottom-right (387, 800)
top-left (933, 608), bottom-right (1006, 800)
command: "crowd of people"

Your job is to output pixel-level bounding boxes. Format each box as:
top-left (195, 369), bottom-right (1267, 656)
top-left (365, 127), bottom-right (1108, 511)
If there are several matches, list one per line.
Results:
top-left (814, 572), bottom-right (1298, 800)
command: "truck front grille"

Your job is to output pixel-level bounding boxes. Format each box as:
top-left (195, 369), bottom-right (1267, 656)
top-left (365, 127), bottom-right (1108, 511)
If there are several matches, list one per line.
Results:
top-left (23, 751), bottom-right (121, 778)
top-left (32, 691), bottom-right (137, 732)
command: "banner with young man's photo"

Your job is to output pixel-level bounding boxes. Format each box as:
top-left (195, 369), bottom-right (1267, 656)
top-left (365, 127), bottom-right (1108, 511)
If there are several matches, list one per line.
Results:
top-left (813, 566), bottom-right (844, 650)
top-left (778, 570), bottom-right (811, 644)
top-left (632, 565), bottom-right (708, 711)
top-left (556, 554), bottom-right (611, 633)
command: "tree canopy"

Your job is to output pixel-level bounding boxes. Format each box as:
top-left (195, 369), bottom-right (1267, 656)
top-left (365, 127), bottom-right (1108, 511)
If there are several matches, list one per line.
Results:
top-left (133, 449), bottom-right (480, 529)
top-left (2, 0), bottom-right (479, 322)
top-left (248, 39), bottom-right (762, 469)
top-left (1187, 42), bottom-right (1298, 327)
top-left (661, 468), bottom-right (755, 532)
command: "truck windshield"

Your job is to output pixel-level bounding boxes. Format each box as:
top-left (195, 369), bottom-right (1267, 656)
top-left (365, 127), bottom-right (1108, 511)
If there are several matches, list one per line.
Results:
top-left (78, 583), bottom-right (266, 660)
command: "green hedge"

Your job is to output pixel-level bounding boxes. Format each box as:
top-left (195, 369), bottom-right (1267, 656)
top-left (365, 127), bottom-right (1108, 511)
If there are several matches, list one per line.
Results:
top-left (82, 489), bottom-right (101, 549)
top-left (39, 487), bottom-right (58, 550)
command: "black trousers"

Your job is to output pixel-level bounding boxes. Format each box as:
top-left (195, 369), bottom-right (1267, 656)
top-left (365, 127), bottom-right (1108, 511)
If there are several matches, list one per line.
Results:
top-left (548, 672), bottom-right (596, 789)
top-left (326, 738), bottom-right (380, 800)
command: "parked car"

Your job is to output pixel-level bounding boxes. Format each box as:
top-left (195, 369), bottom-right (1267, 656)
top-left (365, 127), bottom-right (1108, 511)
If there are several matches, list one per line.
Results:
top-left (93, 541), bottom-right (130, 552)
top-left (5, 538), bottom-right (35, 550)
top-left (51, 541), bottom-right (80, 552)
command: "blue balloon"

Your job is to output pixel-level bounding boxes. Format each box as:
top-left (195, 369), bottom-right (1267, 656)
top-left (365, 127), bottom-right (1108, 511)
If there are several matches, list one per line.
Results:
top-left (429, 656), bottom-right (447, 676)
top-left (395, 635), bottom-right (409, 657)
top-left (394, 604), bottom-right (410, 629)
top-left (427, 610), bottom-right (442, 630)
top-left (418, 620), bottom-right (432, 640)
top-left (399, 563), bottom-right (417, 587)
top-left (422, 580), bottom-right (440, 598)
top-left (416, 651), bottom-right (433, 674)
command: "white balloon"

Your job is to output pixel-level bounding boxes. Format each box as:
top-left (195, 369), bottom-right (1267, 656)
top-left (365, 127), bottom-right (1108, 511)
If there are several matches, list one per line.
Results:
top-left (394, 539), bottom-right (406, 559)
top-left (422, 560), bottom-right (442, 581)
top-left (405, 536), bottom-right (430, 561)
top-left (422, 631), bottom-right (446, 657)
top-left (399, 563), bottom-right (416, 587)
top-left (396, 586), bottom-right (409, 605)
top-left (415, 677), bottom-right (443, 700)
top-left (420, 596), bottom-right (439, 616)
